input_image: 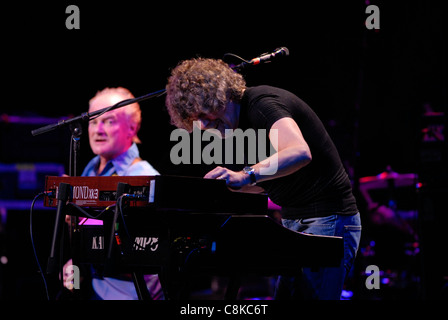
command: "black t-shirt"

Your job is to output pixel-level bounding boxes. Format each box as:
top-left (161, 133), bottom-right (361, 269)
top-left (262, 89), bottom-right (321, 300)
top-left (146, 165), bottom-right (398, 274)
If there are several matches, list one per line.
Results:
top-left (240, 85), bottom-right (358, 218)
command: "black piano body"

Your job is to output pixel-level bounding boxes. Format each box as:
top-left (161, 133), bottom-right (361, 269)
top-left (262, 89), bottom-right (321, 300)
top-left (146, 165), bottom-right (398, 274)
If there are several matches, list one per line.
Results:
top-left (44, 175), bottom-right (344, 299)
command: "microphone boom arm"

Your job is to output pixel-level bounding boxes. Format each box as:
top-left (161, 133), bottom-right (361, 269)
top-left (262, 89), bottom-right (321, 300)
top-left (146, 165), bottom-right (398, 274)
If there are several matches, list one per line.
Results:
top-left (31, 88), bottom-right (166, 136)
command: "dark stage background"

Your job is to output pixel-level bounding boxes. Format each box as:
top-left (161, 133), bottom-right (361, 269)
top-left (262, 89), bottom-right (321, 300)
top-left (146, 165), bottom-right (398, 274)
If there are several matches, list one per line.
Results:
top-left (0, 0), bottom-right (446, 300)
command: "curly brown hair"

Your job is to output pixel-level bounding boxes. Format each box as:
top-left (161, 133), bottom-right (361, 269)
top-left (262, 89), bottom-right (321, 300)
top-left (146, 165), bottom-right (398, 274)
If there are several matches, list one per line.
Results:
top-left (165, 58), bottom-right (246, 132)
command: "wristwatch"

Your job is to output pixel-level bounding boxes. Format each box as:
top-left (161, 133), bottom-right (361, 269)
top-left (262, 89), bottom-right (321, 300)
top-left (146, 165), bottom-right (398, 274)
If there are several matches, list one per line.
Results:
top-left (243, 166), bottom-right (257, 186)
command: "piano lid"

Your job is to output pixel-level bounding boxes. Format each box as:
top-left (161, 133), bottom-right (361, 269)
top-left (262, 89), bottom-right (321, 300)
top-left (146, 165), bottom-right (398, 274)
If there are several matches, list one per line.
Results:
top-left (150, 175), bottom-right (268, 215)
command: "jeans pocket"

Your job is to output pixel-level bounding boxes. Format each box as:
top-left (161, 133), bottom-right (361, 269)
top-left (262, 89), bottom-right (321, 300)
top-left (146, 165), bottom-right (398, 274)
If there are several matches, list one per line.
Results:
top-left (298, 215), bottom-right (338, 236)
top-left (343, 224), bottom-right (362, 273)
top-left (299, 215), bottom-right (337, 226)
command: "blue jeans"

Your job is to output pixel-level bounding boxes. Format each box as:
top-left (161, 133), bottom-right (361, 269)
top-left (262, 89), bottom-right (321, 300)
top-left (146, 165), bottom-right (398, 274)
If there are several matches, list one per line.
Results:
top-left (275, 213), bottom-right (361, 300)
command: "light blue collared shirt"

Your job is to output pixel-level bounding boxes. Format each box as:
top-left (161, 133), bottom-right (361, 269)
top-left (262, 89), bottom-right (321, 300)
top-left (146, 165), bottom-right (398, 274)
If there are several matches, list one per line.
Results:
top-left (81, 143), bottom-right (163, 300)
top-left (81, 143), bottom-right (159, 177)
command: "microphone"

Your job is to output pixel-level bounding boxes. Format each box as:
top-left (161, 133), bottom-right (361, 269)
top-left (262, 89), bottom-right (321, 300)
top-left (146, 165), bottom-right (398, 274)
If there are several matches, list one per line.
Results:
top-left (250, 47), bottom-right (289, 65)
top-left (231, 47), bottom-right (289, 71)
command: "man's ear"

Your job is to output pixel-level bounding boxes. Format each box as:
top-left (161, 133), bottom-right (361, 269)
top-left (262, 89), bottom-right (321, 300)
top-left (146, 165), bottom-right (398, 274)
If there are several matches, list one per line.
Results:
top-left (128, 121), bottom-right (137, 138)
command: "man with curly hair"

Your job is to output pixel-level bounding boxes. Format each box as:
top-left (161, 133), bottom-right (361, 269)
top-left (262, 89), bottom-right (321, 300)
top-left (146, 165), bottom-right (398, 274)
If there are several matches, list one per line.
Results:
top-left (165, 58), bottom-right (361, 300)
